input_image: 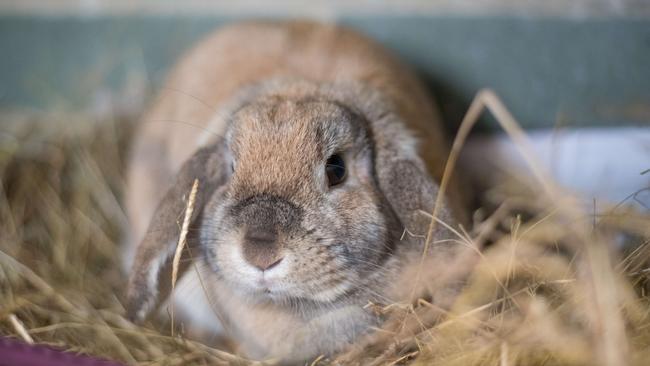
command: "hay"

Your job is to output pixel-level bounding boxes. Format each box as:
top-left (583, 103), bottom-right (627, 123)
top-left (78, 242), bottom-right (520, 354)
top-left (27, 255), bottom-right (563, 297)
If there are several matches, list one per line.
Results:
top-left (0, 103), bottom-right (649, 366)
top-left (170, 178), bottom-right (199, 337)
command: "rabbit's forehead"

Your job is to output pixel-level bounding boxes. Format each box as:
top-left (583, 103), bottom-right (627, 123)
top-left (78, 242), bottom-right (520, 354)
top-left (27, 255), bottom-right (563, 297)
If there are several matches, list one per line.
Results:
top-left (227, 99), bottom-right (358, 197)
top-left (230, 99), bottom-right (357, 158)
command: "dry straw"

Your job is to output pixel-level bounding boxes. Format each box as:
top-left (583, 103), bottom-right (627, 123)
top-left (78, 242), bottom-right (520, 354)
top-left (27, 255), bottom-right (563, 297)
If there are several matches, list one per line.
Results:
top-left (170, 178), bottom-right (199, 337)
top-left (0, 91), bottom-right (648, 365)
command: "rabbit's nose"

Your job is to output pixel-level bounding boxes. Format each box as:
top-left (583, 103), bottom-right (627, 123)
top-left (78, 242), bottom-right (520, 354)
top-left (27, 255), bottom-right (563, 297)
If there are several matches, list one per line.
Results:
top-left (253, 256), bottom-right (284, 271)
top-left (243, 228), bottom-right (284, 271)
top-left (245, 228), bottom-right (277, 245)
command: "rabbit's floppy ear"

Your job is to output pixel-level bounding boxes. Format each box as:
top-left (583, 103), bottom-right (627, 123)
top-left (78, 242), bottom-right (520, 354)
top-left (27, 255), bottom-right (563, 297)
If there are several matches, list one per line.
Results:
top-left (373, 121), bottom-right (454, 240)
top-left (374, 136), bottom-right (479, 305)
top-left (126, 140), bottom-right (229, 322)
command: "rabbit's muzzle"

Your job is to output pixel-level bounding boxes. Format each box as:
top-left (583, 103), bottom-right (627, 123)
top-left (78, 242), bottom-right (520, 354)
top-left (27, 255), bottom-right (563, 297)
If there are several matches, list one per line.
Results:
top-left (230, 194), bottom-right (303, 271)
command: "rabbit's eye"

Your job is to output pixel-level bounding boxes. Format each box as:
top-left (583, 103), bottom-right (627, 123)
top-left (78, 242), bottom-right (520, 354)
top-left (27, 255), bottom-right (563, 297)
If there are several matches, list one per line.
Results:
top-left (326, 154), bottom-right (346, 187)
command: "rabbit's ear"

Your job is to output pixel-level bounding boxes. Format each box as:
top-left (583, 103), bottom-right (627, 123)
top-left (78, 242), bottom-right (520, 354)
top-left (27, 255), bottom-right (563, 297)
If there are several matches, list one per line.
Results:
top-left (126, 140), bottom-right (229, 322)
top-left (373, 126), bottom-right (453, 241)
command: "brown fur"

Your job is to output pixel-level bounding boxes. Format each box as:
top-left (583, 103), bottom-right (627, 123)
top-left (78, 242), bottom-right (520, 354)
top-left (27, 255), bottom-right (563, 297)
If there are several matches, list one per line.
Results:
top-left (125, 20), bottom-right (470, 363)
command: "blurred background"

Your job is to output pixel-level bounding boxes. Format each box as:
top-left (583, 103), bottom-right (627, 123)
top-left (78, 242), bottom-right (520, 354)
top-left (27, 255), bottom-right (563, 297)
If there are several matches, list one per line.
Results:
top-left (1, 0), bottom-right (649, 205)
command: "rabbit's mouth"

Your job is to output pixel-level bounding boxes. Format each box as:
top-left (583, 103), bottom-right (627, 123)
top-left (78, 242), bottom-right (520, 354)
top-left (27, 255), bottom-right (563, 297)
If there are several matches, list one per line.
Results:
top-left (252, 270), bottom-right (357, 306)
top-left (218, 243), bottom-right (356, 305)
top-left (247, 281), bottom-right (357, 311)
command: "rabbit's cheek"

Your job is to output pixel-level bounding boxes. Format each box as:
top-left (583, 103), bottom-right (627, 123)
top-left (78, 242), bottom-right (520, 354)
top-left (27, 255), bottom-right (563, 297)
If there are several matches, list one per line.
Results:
top-left (308, 278), bottom-right (354, 302)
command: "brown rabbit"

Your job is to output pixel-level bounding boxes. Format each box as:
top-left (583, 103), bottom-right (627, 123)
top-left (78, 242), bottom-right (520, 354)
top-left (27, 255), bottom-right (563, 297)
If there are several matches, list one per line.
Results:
top-left (125, 20), bottom-right (469, 362)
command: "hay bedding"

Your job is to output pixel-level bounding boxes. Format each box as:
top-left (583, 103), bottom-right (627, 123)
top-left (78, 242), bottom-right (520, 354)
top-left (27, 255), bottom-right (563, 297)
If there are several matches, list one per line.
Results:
top-left (0, 95), bottom-right (649, 366)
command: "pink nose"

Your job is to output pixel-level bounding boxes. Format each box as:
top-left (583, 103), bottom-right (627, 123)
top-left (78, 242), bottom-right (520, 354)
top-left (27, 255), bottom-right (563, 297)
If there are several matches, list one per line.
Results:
top-left (257, 256), bottom-right (284, 271)
top-left (242, 228), bottom-right (284, 271)
top-left (245, 252), bottom-right (284, 271)
top-left (245, 228), bottom-right (277, 246)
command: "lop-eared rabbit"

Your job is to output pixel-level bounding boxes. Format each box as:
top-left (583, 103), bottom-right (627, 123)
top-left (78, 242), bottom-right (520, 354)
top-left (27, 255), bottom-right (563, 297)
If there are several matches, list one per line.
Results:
top-left (126, 21), bottom-right (468, 363)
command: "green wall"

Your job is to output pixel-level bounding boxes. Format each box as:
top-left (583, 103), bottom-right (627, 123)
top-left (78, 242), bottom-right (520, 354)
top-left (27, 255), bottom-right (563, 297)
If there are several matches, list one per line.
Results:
top-left (1, 16), bottom-right (649, 130)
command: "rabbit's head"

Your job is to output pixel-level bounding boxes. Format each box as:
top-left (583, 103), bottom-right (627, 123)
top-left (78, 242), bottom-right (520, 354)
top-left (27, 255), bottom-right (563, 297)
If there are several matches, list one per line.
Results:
top-left (127, 79), bottom-right (447, 319)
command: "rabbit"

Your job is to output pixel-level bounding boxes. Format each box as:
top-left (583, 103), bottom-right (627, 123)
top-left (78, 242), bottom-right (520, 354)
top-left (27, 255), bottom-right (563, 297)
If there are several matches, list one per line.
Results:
top-left (125, 20), bottom-right (470, 363)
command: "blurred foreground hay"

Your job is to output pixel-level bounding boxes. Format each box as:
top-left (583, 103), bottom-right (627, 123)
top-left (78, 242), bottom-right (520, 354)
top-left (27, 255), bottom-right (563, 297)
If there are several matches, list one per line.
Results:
top-left (1, 111), bottom-right (649, 365)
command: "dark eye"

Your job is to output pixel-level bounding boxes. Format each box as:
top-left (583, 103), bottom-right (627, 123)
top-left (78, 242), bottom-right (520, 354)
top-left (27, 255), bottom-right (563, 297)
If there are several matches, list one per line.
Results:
top-left (326, 154), bottom-right (346, 187)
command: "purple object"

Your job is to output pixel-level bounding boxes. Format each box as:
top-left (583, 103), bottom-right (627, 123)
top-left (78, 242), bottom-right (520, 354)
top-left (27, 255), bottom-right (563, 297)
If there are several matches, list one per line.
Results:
top-left (0, 337), bottom-right (126, 366)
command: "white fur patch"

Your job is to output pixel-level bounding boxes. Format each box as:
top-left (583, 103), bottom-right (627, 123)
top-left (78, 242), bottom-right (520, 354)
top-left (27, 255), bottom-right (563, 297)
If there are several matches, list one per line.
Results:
top-left (166, 267), bottom-right (224, 336)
